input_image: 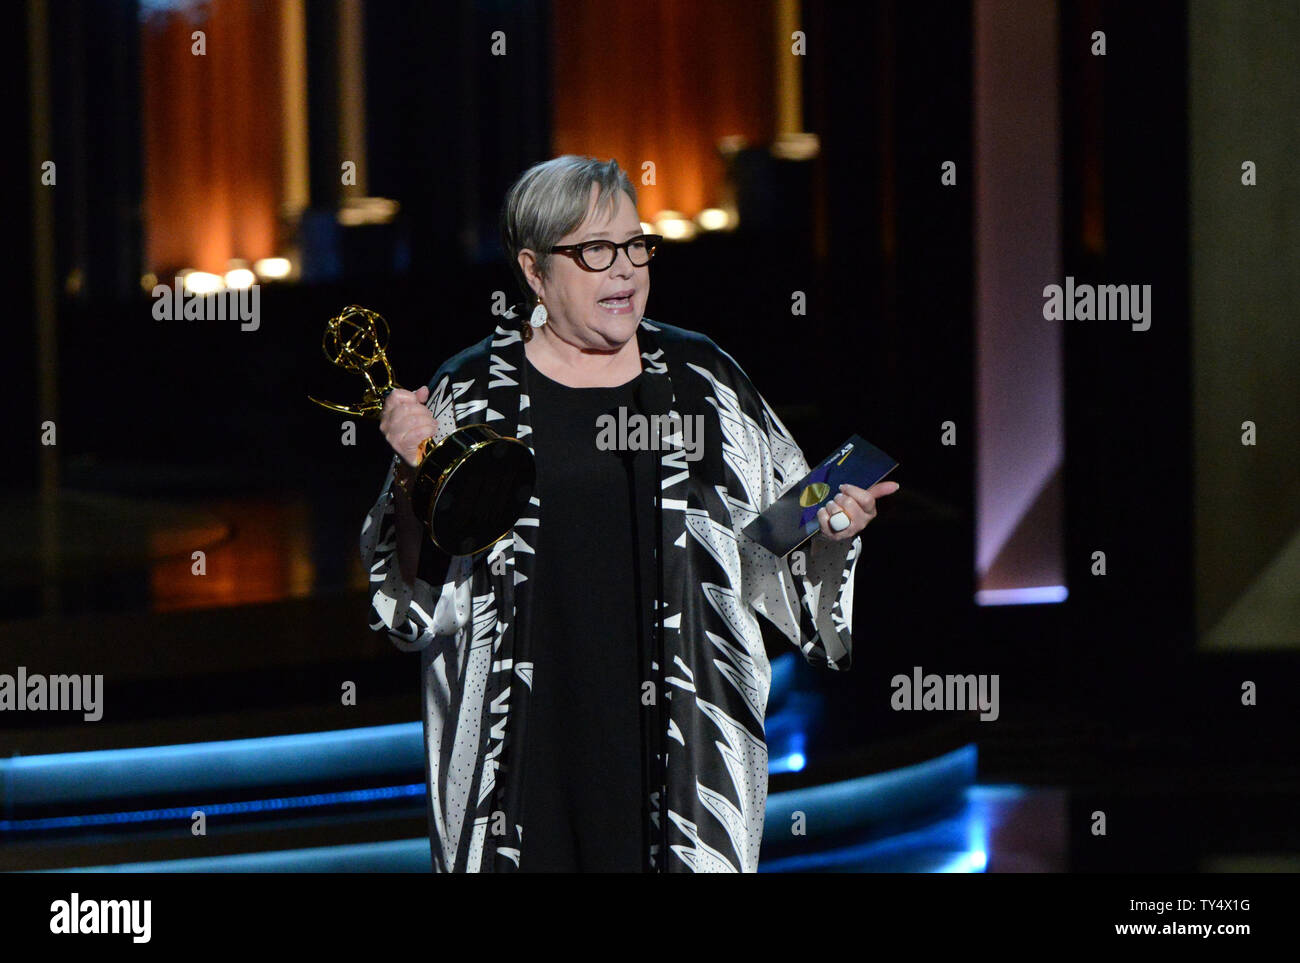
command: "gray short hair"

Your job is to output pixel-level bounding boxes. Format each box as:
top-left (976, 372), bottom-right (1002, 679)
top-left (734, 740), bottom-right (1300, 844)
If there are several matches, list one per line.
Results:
top-left (500, 155), bottom-right (638, 307)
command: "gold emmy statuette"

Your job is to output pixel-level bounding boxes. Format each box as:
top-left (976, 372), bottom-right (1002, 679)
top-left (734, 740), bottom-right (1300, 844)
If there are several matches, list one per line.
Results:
top-left (309, 305), bottom-right (535, 555)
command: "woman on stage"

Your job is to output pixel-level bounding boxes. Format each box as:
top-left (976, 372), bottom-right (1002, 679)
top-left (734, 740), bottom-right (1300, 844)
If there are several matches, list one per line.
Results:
top-left (361, 155), bottom-right (898, 872)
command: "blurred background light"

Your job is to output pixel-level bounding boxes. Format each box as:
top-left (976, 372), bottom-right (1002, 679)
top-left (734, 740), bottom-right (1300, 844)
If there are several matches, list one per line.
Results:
top-left (182, 271), bottom-right (224, 295)
top-left (771, 131), bottom-right (819, 161)
top-left (253, 257), bottom-right (292, 280)
top-left (974, 586), bottom-right (1068, 606)
top-left (224, 268), bottom-right (257, 290)
top-left (336, 196), bottom-right (401, 227)
top-left (654, 211), bottom-right (696, 241)
top-left (696, 207), bottom-right (732, 231)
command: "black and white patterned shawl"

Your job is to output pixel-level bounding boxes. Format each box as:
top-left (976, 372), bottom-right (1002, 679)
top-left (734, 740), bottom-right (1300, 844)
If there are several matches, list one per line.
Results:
top-left (360, 317), bottom-right (860, 872)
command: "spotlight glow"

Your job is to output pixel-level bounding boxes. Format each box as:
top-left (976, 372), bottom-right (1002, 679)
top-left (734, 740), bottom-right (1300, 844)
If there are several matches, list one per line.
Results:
top-left (655, 211), bottom-right (695, 241)
top-left (182, 271), bottom-right (224, 295)
top-left (253, 257), bottom-right (292, 280)
top-left (696, 208), bottom-right (731, 231)
top-left (773, 752), bottom-right (805, 773)
top-left (224, 268), bottom-right (256, 289)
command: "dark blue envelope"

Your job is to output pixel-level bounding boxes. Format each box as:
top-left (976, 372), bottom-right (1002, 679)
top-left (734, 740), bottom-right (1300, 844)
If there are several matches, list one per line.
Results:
top-left (742, 434), bottom-right (898, 556)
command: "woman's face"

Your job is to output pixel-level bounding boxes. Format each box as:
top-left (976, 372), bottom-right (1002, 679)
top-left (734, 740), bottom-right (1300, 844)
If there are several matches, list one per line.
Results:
top-left (523, 184), bottom-right (649, 351)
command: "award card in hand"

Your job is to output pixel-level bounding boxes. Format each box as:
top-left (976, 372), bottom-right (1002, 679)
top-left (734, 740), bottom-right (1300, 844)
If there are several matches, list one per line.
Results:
top-left (742, 434), bottom-right (898, 557)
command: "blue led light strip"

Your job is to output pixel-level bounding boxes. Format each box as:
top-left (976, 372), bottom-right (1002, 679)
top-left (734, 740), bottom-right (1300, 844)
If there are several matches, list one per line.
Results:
top-left (764, 744), bottom-right (977, 839)
top-left (0, 783), bottom-right (426, 833)
top-left (974, 585), bottom-right (1069, 606)
top-left (25, 748), bottom-right (982, 871)
top-left (1, 722), bottom-right (425, 807)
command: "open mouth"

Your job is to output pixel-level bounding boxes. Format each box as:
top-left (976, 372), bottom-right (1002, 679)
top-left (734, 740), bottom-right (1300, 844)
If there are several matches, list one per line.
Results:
top-left (597, 291), bottom-right (634, 310)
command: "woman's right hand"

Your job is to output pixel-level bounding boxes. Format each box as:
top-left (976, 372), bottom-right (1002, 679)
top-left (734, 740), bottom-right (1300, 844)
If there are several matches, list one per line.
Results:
top-left (380, 385), bottom-right (438, 469)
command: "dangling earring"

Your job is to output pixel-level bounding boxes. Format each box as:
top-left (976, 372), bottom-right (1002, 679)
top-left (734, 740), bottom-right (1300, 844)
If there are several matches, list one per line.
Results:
top-left (529, 298), bottom-right (548, 329)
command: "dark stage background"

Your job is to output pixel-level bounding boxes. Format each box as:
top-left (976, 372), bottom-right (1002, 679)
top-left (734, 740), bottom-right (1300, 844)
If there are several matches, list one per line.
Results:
top-left (3, 0), bottom-right (1298, 878)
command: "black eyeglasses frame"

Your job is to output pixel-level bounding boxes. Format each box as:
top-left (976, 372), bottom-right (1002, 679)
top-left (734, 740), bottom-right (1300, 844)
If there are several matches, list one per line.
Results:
top-left (548, 233), bottom-right (663, 271)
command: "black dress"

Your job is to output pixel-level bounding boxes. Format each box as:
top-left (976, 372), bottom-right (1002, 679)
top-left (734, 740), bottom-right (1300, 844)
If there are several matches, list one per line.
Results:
top-left (515, 356), bottom-right (658, 872)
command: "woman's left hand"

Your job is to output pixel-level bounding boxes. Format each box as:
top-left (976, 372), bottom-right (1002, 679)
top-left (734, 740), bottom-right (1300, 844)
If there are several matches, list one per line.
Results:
top-left (816, 481), bottom-right (901, 541)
